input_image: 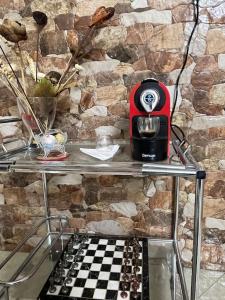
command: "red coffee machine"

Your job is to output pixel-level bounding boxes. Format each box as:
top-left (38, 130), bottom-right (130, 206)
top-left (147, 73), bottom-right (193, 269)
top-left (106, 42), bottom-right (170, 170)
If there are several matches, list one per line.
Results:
top-left (130, 78), bottom-right (170, 161)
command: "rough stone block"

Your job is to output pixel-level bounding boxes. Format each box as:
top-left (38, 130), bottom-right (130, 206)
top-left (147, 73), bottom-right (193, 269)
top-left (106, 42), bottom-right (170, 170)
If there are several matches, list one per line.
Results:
top-left (148, 0), bottom-right (190, 10)
top-left (31, 0), bottom-right (75, 18)
top-left (98, 175), bottom-right (120, 187)
top-left (40, 31), bottom-right (68, 56)
top-left (150, 23), bottom-right (184, 51)
top-left (207, 29), bottom-right (225, 54)
top-left (126, 23), bottom-right (153, 45)
top-left (150, 191), bottom-right (172, 210)
top-left (99, 187), bottom-right (127, 202)
top-left (54, 13), bottom-right (75, 30)
top-left (120, 9), bottom-right (172, 27)
top-left (69, 217), bottom-right (86, 230)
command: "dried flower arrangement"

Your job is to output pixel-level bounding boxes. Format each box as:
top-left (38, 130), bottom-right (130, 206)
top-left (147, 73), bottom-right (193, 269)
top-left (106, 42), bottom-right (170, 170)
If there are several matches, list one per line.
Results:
top-left (0, 6), bottom-right (115, 135)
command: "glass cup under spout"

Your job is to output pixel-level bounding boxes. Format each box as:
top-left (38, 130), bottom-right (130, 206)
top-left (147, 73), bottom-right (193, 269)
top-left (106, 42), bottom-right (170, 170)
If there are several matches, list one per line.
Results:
top-left (137, 116), bottom-right (160, 138)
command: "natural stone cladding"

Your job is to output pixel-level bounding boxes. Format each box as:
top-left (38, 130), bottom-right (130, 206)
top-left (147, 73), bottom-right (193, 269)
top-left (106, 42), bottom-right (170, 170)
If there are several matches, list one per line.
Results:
top-left (1, 0), bottom-right (225, 271)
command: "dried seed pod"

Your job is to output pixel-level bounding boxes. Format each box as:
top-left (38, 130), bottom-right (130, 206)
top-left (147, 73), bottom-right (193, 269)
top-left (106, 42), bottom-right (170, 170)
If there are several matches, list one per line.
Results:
top-left (0, 19), bottom-right (27, 43)
top-left (90, 6), bottom-right (115, 27)
top-left (32, 11), bottom-right (48, 27)
top-left (32, 11), bottom-right (48, 82)
top-left (45, 71), bottom-right (61, 85)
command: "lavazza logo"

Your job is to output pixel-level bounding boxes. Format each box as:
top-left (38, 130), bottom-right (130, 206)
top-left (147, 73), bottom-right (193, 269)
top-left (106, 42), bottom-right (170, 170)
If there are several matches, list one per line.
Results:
top-left (142, 153), bottom-right (156, 158)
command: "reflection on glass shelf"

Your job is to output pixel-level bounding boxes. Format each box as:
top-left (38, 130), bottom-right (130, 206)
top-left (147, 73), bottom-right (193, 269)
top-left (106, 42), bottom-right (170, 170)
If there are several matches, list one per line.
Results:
top-left (4, 141), bottom-right (171, 163)
top-left (0, 140), bottom-right (197, 176)
top-left (149, 240), bottom-right (179, 300)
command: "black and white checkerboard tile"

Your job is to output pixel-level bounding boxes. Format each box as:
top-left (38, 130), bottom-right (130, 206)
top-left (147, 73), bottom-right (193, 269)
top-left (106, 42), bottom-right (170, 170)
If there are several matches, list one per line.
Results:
top-left (39, 235), bottom-right (149, 300)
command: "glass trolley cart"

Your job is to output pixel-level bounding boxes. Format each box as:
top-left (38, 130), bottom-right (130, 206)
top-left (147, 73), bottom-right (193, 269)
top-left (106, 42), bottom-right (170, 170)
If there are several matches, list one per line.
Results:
top-left (0, 133), bottom-right (205, 300)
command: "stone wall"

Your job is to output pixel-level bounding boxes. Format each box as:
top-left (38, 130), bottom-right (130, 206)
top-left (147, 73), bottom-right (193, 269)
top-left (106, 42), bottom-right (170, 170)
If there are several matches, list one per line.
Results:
top-left (1, 0), bottom-right (225, 271)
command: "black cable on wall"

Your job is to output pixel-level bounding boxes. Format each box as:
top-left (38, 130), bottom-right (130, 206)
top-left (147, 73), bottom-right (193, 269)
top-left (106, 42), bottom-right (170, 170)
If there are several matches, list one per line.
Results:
top-left (170, 0), bottom-right (200, 142)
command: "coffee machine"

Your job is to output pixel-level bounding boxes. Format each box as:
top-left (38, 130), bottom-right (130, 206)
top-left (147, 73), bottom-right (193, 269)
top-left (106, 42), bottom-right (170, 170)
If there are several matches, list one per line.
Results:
top-left (130, 78), bottom-right (170, 162)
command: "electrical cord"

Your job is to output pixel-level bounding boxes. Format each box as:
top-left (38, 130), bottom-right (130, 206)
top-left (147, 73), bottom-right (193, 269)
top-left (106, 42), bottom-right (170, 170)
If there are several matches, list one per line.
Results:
top-left (170, 0), bottom-right (200, 143)
top-left (170, 0), bottom-right (199, 122)
top-left (171, 124), bottom-right (185, 142)
top-left (193, 0), bottom-right (197, 20)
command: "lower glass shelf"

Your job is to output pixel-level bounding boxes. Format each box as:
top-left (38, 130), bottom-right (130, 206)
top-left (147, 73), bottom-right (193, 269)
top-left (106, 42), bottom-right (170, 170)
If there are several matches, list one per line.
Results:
top-left (0, 238), bottom-right (184, 300)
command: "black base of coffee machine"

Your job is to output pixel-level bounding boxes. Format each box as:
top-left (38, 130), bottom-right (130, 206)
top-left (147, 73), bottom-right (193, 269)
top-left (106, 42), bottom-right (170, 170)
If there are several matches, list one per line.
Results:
top-left (131, 137), bottom-right (168, 162)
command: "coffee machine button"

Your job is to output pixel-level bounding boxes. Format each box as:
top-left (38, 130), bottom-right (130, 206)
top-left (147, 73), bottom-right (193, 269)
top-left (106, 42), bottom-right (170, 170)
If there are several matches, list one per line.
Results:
top-left (140, 89), bottom-right (159, 112)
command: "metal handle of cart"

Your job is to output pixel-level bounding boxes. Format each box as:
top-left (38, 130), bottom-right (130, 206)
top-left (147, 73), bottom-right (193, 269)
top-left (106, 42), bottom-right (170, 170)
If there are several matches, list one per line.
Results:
top-left (0, 215), bottom-right (68, 287)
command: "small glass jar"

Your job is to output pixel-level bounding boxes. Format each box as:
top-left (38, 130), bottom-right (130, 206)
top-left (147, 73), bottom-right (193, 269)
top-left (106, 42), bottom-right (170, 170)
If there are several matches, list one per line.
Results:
top-left (96, 135), bottom-right (113, 148)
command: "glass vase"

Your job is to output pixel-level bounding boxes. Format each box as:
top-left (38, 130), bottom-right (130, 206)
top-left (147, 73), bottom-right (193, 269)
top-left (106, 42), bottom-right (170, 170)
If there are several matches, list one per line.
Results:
top-left (17, 96), bottom-right (57, 145)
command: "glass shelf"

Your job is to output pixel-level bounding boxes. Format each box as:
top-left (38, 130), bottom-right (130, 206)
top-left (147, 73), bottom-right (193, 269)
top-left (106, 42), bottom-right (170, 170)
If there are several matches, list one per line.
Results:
top-left (0, 139), bottom-right (199, 176)
top-left (0, 214), bottom-right (180, 300)
top-left (0, 238), bottom-right (181, 300)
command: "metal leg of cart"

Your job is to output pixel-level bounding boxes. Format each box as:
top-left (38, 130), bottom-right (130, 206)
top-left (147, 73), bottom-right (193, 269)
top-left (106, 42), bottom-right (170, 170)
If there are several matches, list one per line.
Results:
top-left (42, 173), bottom-right (51, 234)
top-left (191, 176), bottom-right (205, 300)
top-left (0, 287), bottom-right (9, 300)
top-left (171, 251), bottom-right (176, 300)
top-left (172, 176), bottom-right (178, 300)
top-left (173, 176), bottom-right (189, 300)
top-left (42, 172), bottom-right (54, 250)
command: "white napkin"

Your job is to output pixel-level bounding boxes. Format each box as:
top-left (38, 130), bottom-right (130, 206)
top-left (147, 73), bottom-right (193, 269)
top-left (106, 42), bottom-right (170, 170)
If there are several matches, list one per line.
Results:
top-left (80, 145), bottom-right (120, 161)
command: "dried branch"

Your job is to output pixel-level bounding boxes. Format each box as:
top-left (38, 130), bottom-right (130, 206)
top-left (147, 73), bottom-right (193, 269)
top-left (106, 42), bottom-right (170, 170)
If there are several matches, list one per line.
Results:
top-left (0, 44), bottom-right (27, 98)
top-left (57, 6), bottom-right (115, 87)
top-left (17, 43), bottom-right (27, 94)
top-left (32, 11), bottom-right (48, 82)
top-left (56, 70), bottom-right (79, 95)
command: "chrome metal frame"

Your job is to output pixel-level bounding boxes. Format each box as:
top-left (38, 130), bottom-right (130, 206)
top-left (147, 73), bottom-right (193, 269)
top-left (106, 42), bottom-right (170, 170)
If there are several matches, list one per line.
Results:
top-left (0, 117), bottom-right (21, 124)
top-left (0, 139), bottom-right (205, 300)
top-left (191, 178), bottom-right (204, 300)
top-left (0, 216), bottom-right (69, 299)
top-left (173, 176), bottom-right (189, 300)
top-left (42, 173), bottom-right (51, 234)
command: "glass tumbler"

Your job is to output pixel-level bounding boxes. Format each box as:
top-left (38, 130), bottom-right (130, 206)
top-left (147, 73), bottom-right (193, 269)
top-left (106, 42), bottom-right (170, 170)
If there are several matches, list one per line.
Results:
top-left (137, 116), bottom-right (160, 138)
